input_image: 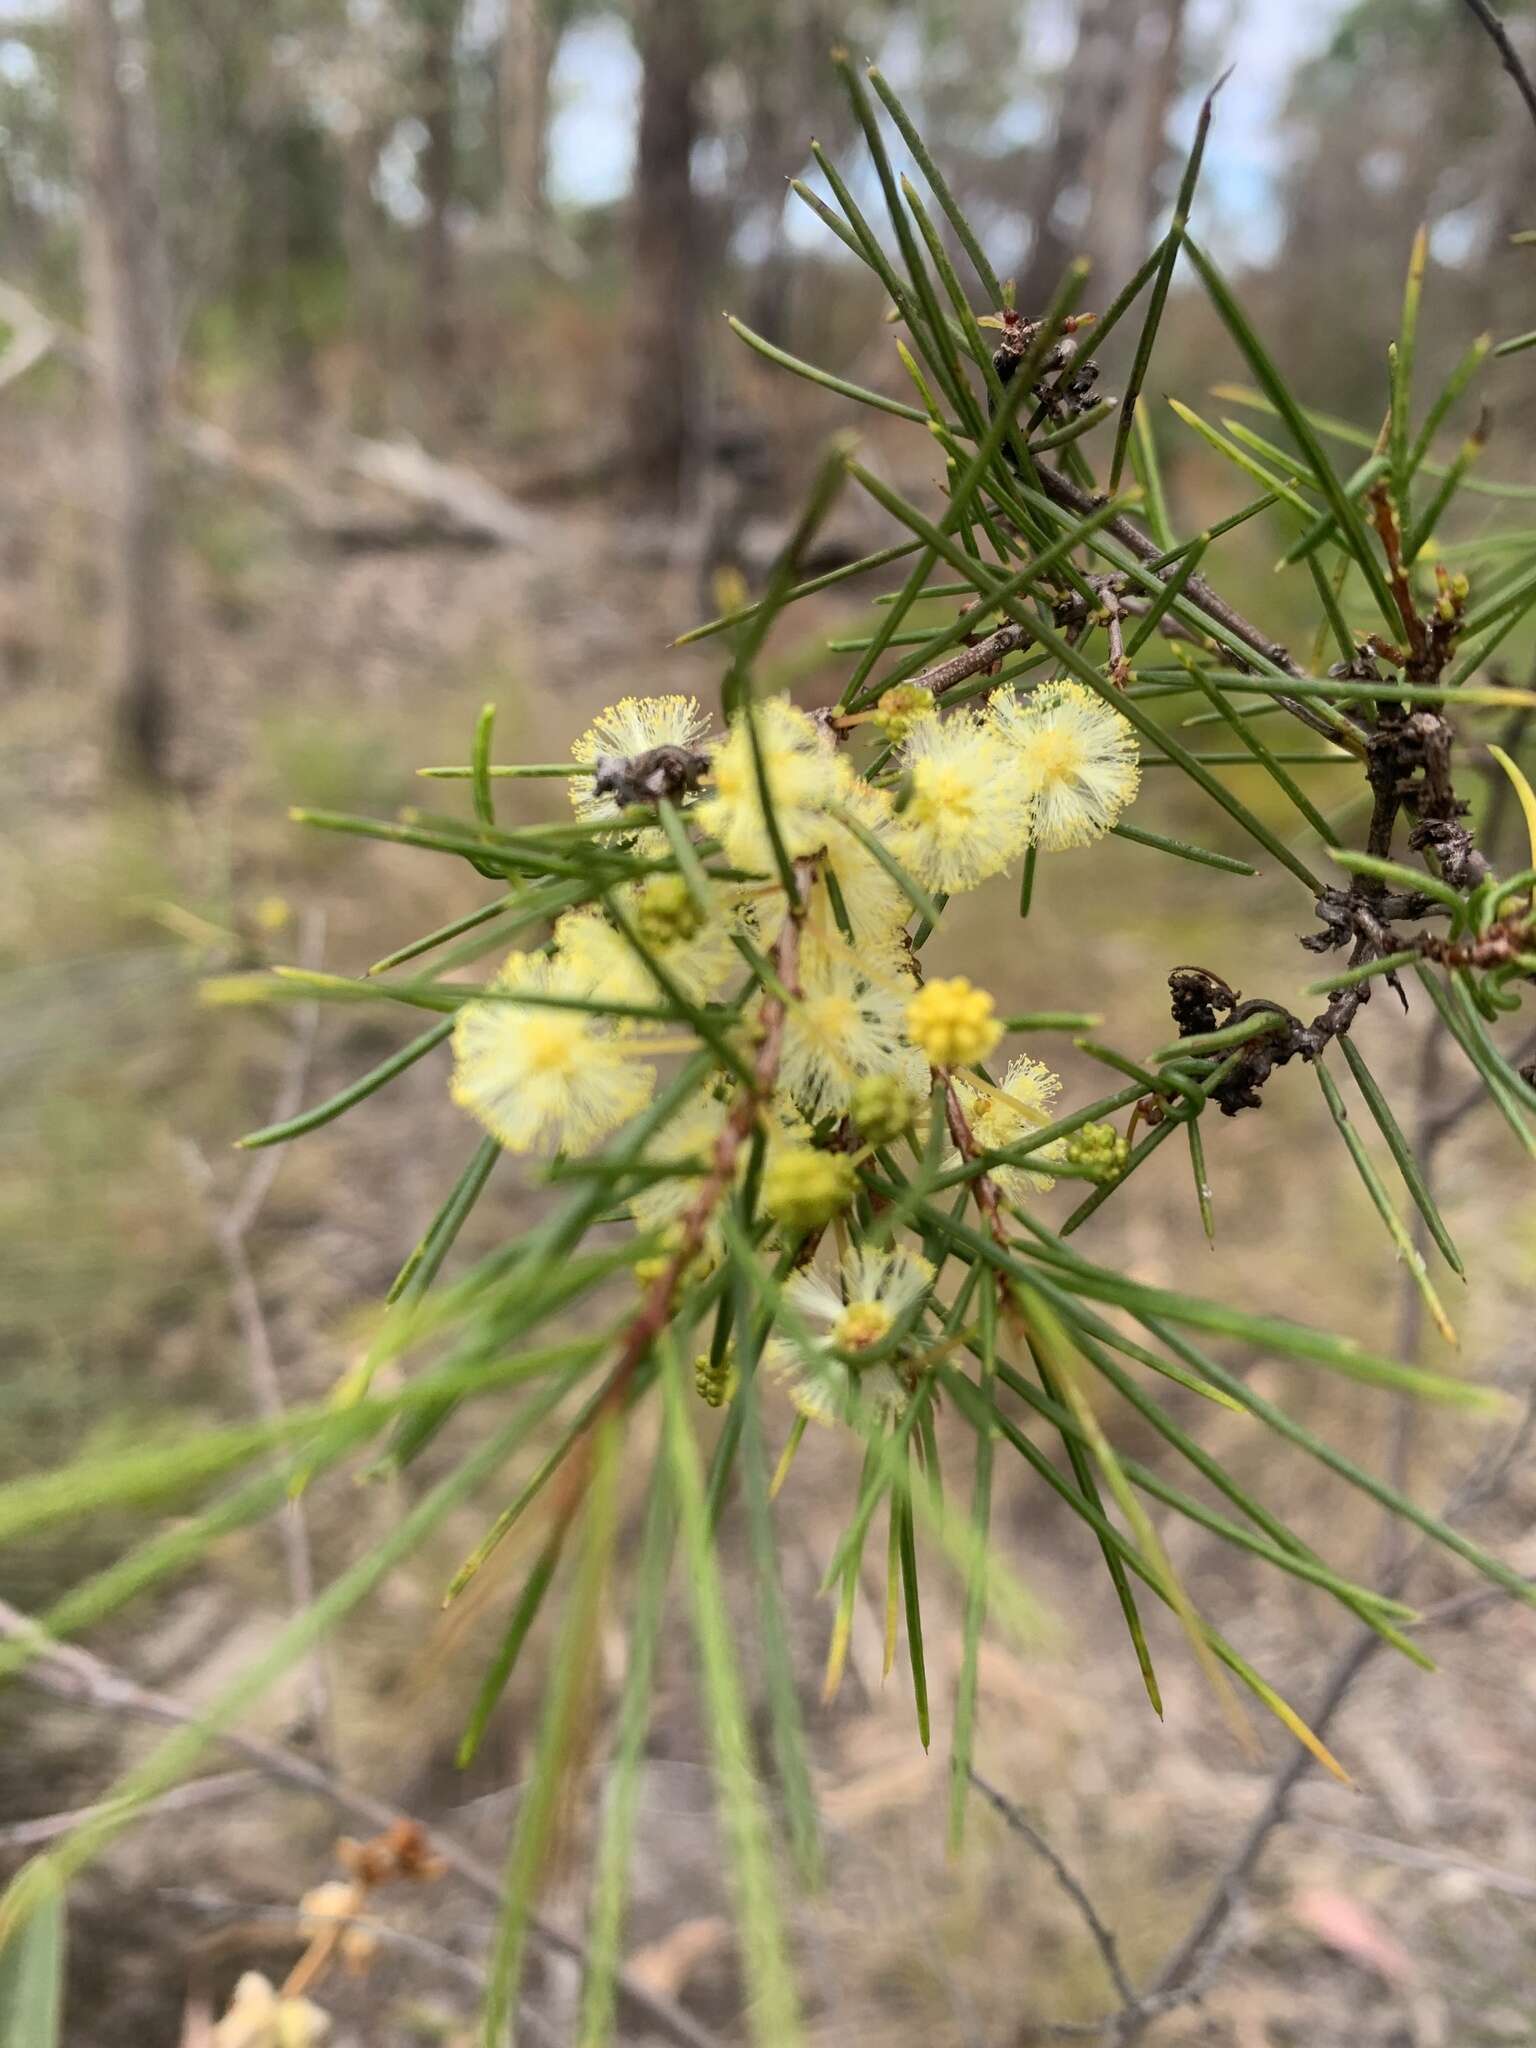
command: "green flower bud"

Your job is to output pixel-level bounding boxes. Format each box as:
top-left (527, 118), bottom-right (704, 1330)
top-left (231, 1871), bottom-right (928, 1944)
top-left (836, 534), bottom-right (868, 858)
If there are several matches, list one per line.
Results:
top-left (850, 1072), bottom-right (918, 1144)
top-left (632, 873), bottom-right (707, 949)
top-left (695, 1349), bottom-right (735, 1408)
top-left (1063, 1121), bottom-right (1130, 1183)
top-left (761, 1146), bottom-right (857, 1231)
top-left (873, 683), bottom-right (936, 742)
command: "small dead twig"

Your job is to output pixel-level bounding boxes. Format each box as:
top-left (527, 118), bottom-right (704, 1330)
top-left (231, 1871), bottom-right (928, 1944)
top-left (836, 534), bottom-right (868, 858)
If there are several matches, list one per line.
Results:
top-left (180, 906), bottom-right (332, 1764)
top-left (1127, 1622), bottom-right (1384, 2037)
top-left (1033, 467), bottom-right (1351, 748)
top-left (0, 1771), bottom-right (258, 1851)
top-left (1112, 1405), bottom-right (1536, 2043)
top-left (970, 1758), bottom-right (1237, 2042)
top-left (968, 1772), bottom-right (1135, 2010)
top-left (1291, 1819), bottom-right (1536, 1905)
top-left (170, 1889), bottom-right (494, 1998)
top-left (1416, 1570), bottom-right (1536, 1630)
top-left (1459, 0), bottom-right (1536, 135)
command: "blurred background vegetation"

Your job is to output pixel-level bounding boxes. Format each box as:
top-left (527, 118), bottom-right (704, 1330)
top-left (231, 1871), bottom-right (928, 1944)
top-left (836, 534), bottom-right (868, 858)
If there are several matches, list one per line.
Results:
top-left (1, 0), bottom-right (1534, 2042)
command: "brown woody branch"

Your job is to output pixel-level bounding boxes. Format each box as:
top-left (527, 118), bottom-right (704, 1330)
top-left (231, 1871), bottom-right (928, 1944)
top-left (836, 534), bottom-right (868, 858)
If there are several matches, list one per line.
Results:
top-left (1459, 0), bottom-right (1536, 135)
top-left (597, 855), bottom-right (814, 1411)
top-left (1033, 466), bottom-right (1352, 747)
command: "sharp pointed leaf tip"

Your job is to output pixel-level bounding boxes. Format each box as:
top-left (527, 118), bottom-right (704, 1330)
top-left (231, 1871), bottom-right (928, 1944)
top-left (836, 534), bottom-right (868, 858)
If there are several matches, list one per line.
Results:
top-left (1487, 745), bottom-right (1536, 872)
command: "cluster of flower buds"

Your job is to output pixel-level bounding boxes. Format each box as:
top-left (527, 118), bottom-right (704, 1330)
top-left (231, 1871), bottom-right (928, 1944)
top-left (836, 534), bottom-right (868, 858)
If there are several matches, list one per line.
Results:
top-left (1064, 1121), bottom-right (1131, 1183)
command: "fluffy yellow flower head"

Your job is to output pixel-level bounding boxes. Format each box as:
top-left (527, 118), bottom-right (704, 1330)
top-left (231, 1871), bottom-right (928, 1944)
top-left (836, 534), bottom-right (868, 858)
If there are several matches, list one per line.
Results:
top-left (694, 697), bottom-right (844, 873)
top-left (451, 950), bottom-right (657, 1156)
top-left (569, 694), bottom-right (712, 824)
top-left (906, 976), bottom-right (1002, 1068)
top-left (883, 710), bottom-right (1033, 892)
top-left (628, 1094), bottom-right (739, 1258)
top-left (948, 1054), bottom-right (1064, 1201)
top-left (767, 1242), bottom-right (934, 1424)
top-left (989, 680), bottom-right (1140, 850)
top-left (778, 939), bottom-right (926, 1121)
top-left (554, 885), bottom-right (735, 1010)
top-left (814, 778), bottom-right (911, 950)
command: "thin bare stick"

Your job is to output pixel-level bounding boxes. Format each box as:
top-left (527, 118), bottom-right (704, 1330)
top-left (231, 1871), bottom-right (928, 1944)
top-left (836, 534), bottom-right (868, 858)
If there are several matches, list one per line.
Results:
top-left (0, 1598), bottom-right (720, 2048)
top-left (0, 1771), bottom-right (257, 1851)
top-left (1459, 0), bottom-right (1536, 135)
top-left (1417, 1571), bottom-right (1536, 1630)
top-left (1292, 1819), bottom-right (1536, 1904)
top-left (1122, 1418), bottom-right (1536, 2040)
top-left (180, 907), bottom-right (332, 1762)
top-left (1033, 466), bottom-right (1353, 747)
top-left (171, 1889), bottom-right (493, 1996)
top-left (1132, 1622), bottom-right (1383, 2030)
top-left (889, 621), bottom-right (1034, 705)
top-left (969, 1772), bottom-right (1135, 2008)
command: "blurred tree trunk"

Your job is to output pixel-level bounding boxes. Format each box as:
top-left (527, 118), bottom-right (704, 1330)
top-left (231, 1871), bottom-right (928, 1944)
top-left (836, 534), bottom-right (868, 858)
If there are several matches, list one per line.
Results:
top-left (341, 119), bottom-right (390, 433)
top-left (1019, 0), bottom-right (1135, 312)
top-left (500, 0), bottom-right (554, 222)
top-left (625, 0), bottom-right (707, 508)
top-left (68, 0), bottom-right (174, 785)
top-left (736, 3), bottom-right (818, 346)
top-left (418, 0), bottom-right (460, 371)
top-left (1084, 0), bottom-right (1187, 289)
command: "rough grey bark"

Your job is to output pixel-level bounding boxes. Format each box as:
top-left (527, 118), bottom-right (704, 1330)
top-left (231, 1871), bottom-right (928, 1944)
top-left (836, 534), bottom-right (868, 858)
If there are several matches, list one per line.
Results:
top-left (1084, 0), bottom-right (1188, 289)
top-left (625, 0), bottom-right (708, 507)
top-left (1019, 0), bottom-right (1137, 312)
top-left (500, 0), bottom-right (555, 221)
top-left (68, 0), bottom-right (174, 783)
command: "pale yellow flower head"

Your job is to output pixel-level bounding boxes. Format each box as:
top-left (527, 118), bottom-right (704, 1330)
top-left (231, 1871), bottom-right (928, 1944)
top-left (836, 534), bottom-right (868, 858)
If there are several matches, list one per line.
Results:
top-left (948, 1054), bottom-right (1064, 1201)
top-left (766, 1241), bottom-right (934, 1425)
top-left (451, 950), bottom-right (657, 1156)
top-left (569, 694), bottom-right (713, 824)
top-left (906, 976), bottom-right (1002, 1068)
top-left (883, 710), bottom-right (1032, 892)
top-left (554, 885), bottom-right (735, 1010)
top-left (779, 939), bottom-right (926, 1121)
top-left (694, 697), bottom-right (844, 874)
top-left (814, 777), bottom-right (912, 951)
top-left (628, 1094), bottom-right (735, 1256)
top-left (989, 679), bottom-right (1140, 850)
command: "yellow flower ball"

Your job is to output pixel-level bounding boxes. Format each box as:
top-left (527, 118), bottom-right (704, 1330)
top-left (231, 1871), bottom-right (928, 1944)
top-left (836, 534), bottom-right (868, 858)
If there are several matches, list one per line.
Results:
top-left (905, 977), bottom-right (1002, 1067)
